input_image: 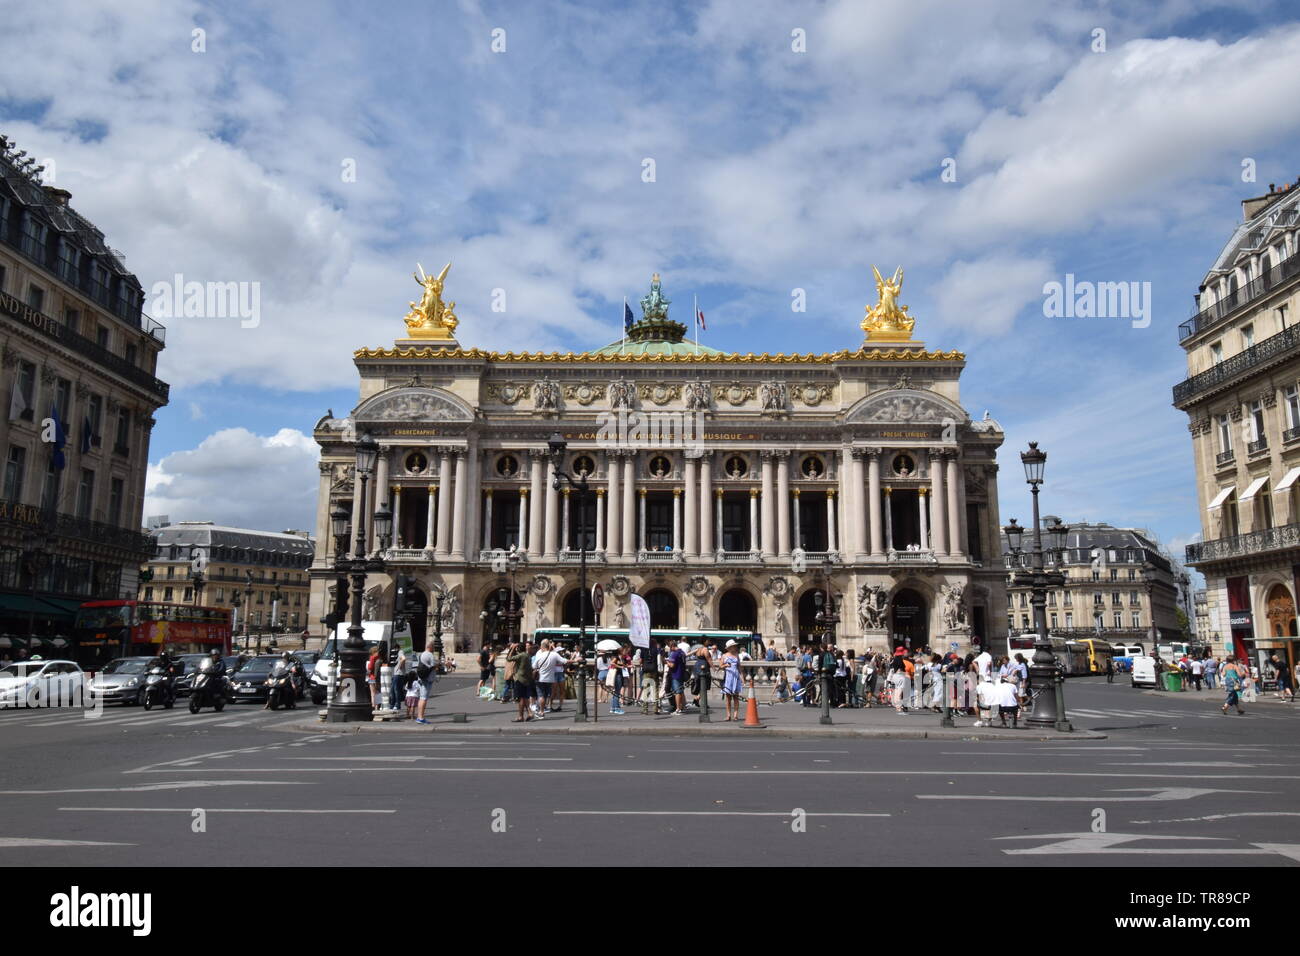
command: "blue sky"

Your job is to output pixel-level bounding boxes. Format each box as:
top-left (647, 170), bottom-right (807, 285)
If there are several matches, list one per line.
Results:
top-left (3, 0), bottom-right (1300, 557)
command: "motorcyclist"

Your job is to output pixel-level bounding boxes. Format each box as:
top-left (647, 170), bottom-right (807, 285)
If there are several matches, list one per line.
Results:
top-left (266, 651), bottom-right (297, 709)
top-left (209, 648), bottom-right (227, 677)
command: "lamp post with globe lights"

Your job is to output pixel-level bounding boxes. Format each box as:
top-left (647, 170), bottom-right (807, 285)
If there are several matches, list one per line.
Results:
top-left (547, 432), bottom-right (591, 723)
top-left (1002, 441), bottom-right (1073, 732)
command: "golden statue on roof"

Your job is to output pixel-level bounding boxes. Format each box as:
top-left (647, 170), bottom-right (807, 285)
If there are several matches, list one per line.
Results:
top-left (403, 262), bottom-right (459, 340)
top-left (861, 265), bottom-right (915, 342)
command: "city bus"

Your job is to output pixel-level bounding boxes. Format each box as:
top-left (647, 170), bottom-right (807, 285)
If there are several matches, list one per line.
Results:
top-left (73, 600), bottom-right (233, 668)
top-left (1006, 633), bottom-right (1108, 677)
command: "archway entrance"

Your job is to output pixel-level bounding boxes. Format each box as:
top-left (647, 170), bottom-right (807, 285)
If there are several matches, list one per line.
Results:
top-left (718, 588), bottom-right (757, 631)
top-left (796, 590), bottom-right (822, 643)
top-left (643, 589), bottom-right (679, 629)
top-left (481, 588), bottom-right (526, 647)
top-left (405, 585), bottom-right (428, 652)
top-left (561, 588), bottom-right (595, 628)
top-left (1266, 584), bottom-right (1297, 638)
top-left (890, 588), bottom-right (928, 651)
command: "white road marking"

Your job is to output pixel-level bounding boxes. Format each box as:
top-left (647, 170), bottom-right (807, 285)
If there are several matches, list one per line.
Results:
top-left (917, 787), bottom-right (1270, 803)
top-left (648, 749), bottom-right (852, 754)
top-left (0, 837), bottom-right (134, 847)
top-left (126, 767), bottom-right (1300, 778)
top-left (357, 740), bottom-right (592, 747)
top-left (1130, 811), bottom-right (1300, 824)
top-left (1102, 762), bottom-right (1285, 768)
top-left (58, 807), bottom-right (395, 814)
top-left (553, 810), bottom-right (889, 817)
top-left (997, 832), bottom-right (1300, 860)
top-left (0, 781), bottom-right (307, 794)
top-left (284, 755), bottom-right (574, 762)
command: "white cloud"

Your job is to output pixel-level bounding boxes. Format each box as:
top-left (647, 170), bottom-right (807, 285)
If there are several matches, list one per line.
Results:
top-left (144, 428), bottom-right (318, 533)
top-left (933, 256), bottom-right (1054, 335)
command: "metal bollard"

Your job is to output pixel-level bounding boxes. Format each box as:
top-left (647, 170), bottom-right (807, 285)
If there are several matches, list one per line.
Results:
top-left (378, 664), bottom-right (393, 711)
top-left (940, 672), bottom-right (954, 728)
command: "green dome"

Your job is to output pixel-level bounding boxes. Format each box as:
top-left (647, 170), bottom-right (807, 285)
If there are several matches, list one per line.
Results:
top-left (590, 339), bottom-right (728, 357)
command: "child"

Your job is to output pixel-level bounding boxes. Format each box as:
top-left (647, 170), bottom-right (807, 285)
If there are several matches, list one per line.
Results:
top-left (996, 678), bottom-right (1020, 728)
top-left (776, 672), bottom-right (791, 702)
top-left (404, 675), bottom-right (420, 719)
top-left (790, 674), bottom-right (803, 703)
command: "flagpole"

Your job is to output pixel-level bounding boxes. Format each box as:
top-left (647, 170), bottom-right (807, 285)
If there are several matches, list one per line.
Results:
top-left (694, 294), bottom-right (699, 353)
top-left (621, 296), bottom-right (627, 354)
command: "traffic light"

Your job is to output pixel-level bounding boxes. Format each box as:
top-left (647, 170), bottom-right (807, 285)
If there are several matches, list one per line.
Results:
top-left (388, 640), bottom-right (399, 666)
top-left (333, 576), bottom-right (349, 627)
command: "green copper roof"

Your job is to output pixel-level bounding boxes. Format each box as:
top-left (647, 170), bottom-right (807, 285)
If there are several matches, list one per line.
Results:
top-left (591, 338), bottom-right (728, 357)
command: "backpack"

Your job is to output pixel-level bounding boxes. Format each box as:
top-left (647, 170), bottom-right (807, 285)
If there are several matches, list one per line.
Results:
top-left (416, 654), bottom-right (434, 681)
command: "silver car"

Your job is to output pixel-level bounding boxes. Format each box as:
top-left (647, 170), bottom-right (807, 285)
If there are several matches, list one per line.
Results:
top-left (0, 659), bottom-right (85, 708)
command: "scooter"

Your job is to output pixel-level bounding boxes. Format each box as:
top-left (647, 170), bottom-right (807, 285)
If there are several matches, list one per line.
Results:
top-left (189, 658), bottom-right (230, 714)
top-left (265, 660), bottom-right (297, 710)
top-left (141, 664), bottom-right (176, 710)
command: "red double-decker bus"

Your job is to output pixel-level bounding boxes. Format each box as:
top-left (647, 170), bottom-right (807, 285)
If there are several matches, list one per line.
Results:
top-left (73, 600), bottom-right (232, 667)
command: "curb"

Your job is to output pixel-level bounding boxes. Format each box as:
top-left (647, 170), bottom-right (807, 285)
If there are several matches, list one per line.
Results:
top-left (283, 717), bottom-right (1106, 742)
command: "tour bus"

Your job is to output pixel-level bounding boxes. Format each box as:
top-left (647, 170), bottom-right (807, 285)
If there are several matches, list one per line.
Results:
top-left (73, 600), bottom-right (232, 668)
top-left (1005, 633), bottom-right (1106, 677)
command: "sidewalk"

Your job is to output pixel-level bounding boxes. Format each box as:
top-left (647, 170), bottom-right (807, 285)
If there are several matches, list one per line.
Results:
top-left (298, 685), bottom-right (1106, 741)
top-left (1141, 685), bottom-right (1297, 707)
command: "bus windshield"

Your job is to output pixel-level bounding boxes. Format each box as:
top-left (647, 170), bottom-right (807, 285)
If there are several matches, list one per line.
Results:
top-left (74, 605), bottom-right (132, 630)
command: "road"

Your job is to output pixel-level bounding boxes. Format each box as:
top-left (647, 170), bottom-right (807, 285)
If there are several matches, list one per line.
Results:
top-left (1, 677), bottom-right (1296, 866)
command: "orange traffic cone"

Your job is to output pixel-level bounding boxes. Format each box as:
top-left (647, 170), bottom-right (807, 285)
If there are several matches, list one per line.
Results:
top-left (742, 676), bottom-right (763, 728)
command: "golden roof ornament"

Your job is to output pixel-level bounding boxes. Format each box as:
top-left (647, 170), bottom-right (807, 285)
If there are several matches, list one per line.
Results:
top-left (861, 265), bottom-right (916, 343)
top-left (402, 262), bottom-right (459, 341)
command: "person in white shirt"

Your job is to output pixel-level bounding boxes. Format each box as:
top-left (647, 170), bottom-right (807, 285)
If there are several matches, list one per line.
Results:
top-left (973, 676), bottom-right (997, 727)
top-left (996, 679), bottom-right (1021, 727)
top-left (532, 640), bottom-right (561, 717)
top-left (975, 649), bottom-right (993, 682)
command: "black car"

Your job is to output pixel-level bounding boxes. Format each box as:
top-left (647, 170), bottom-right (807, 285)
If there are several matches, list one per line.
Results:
top-left (228, 656), bottom-right (281, 703)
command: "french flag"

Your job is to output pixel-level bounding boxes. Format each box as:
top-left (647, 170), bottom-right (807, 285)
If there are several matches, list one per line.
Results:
top-left (696, 307), bottom-right (706, 330)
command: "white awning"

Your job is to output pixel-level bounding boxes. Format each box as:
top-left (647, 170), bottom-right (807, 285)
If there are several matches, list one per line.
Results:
top-left (1239, 476), bottom-right (1270, 501)
top-left (1276, 467), bottom-right (1300, 492)
top-left (1207, 486), bottom-right (1235, 509)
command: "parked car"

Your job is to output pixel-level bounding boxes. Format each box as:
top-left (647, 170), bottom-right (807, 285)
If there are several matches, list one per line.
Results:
top-left (0, 659), bottom-right (85, 708)
top-left (229, 655), bottom-right (281, 704)
top-left (87, 656), bottom-right (162, 706)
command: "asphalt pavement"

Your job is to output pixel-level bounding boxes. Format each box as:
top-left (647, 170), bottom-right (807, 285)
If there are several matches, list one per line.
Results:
top-left (1, 676), bottom-right (1296, 867)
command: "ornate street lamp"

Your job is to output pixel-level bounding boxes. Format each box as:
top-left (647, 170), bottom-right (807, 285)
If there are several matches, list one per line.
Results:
top-left (326, 432), bottom-right (390, 723)
top-left (548, 432), bottom-right (591, 723)
top-left (1004, 441), bottom-right (1072, 732)
top-left (1142, 560), bottom-right (1158, 651)
top-left (429, 582), bottom-right (447, 660)
top-left (812, 555), bottom-right (838, 726)
top-left (231, 589), bottom-right (243, 650)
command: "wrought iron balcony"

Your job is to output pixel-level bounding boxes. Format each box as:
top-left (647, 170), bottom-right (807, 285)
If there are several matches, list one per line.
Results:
top-left (1285, 426), bottom-right (1300, 444)
top-left (1248, 437), bottom-right (1269, 455)
top-left (1178, 250), bottom-right (1300, 343)
top-left (0, 499), bottom-right (151, 556)
top-left (1186, 522), bottom-right (1300, 565)
top-left (1216, 450), bottom-right (1236, 466)
top-left (1173, 323), bottom-right (1300, 407)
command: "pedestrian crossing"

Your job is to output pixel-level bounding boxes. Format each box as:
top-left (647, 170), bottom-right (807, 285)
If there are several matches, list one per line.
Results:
top-left (0, 705), bottom-right (308, 731)
top-left (1069, 705), bottom-right (1292, 722)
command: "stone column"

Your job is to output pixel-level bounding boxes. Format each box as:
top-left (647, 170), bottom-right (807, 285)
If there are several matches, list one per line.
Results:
top-left (482, 490), bottom-right (493, 552)
top-left (884, 486), bottom-right (893, 551)
top-left (683, 457), bottom-right (698, 556)
top-left (851, 450), bottom-right (866, 556)
top-left (435, 448), bottom-right (452, 557)
top-left (452, 451), bottom-right (468, 559)
top-left (544, 465), bottom-right (559, 557)
top-left (868, 450), bottom-right (883, 555)
top-left (947, 456), bottom-right (963, 560)
top-left (622, 453), bottom-right (636, 558)
top-left (749, 488), bottom-right (759, 553)
top-left (595, 488), bottom-right (606, 552)
top-left (777, 452), bottom-right (791, 556)
top-left (391, 485), bottom-right (402, 546)
top-left (673, 489), bottom-right (681, 552)
top-left (561, 487), bottom-right (571, 553)
top-left (638, 488), bottom-right (647, 551)
top-left (827, 489), bottom-right (837, 553)
top-left (370, 452), bottom-right (390, 554)
top-left (760, 453), bottom-right (775, 558)
top-left (528, 453), bottom-right (544, 558)
top-left (517, 487), bottom-right (529, 553)
top-left (425, 486), bottom-right (437, 552)
top-left (930, 451), bottom-right (947, 555)
top-left (714, 488), bottom-right (724, 553)
top-left (791, 488), bottom-right (802, 551)
top-left (918, 487), bottom-right (929, 551)
top-left (699, 455), bottom-right (714, 555)
top-left (463, 445), bottom-right (481, 560)
top-left (606, 452), bottom-right (620, 556)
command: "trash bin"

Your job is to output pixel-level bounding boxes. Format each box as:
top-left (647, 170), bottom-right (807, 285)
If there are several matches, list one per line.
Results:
top-left (1162, 670), bottom-right (1184, 692)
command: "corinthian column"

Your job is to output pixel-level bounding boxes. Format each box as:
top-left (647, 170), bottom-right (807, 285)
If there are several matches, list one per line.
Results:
top-left (827, 489), bottom-right (837, 553)
top-left (544, 466), bottom-right (559, 557)
top-left (622, 453), bottom-right (636, 558)
top-left (528, 453), bottom-right (544, 558)
top-left (699, 455), bottom-right (714, 554)
top-left (673, 489), bottom-right (681, 552)
top-left (517, 487), bottom-right (529, 553)
top-left (425, 486), bottom-right (436, 551)
top-left (851, 450), bottom-right (866, 556)
top-left (638, 488), bottom-right (647, 552)
top-left (596, 488), bottom-right (606, 552)
top-left (561, 487), bottom-right (571, 553)
top-left (791, 488), bottom-right (802, 551)
top-left (391, 485), bottom-right (402, 546)
top-left (777, 453), bottom-right (790, 556)
top-left (868, 450), bottom-right (883, 556)
top-left (947, 456), bottom-right (963, 560)
top-left (435, 448), bottom-right (452, 557)
top-left (918, 487), bottom-right (929, 551)
top-left (930, 451), bottom-right (947, 555)
top-left (684, 456), bottom-right (698, 556)
top-left (482, 490), bottom-right (493, 552)
top-left (451, 451), bottom-right (468, 559)
top-left (606, 452), bottom-right (621, 556)
top-left (370, 452), bottom-right (390, 554)
top-left (760, 453), bottom-right (775, 558)
top-left (884, 486), bottom-right (893, 552)
top-left (749, 488), bottom-right (759, 553)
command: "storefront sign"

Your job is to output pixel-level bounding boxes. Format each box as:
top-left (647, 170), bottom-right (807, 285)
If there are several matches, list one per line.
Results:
top-left (1230, 611), bottom-right (1253, 628)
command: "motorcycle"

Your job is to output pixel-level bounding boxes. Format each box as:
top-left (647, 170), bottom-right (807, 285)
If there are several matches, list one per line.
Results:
top-left (265, 660), bottom-right (297, 711)
top-left (188, 657), bottom-right (230, 714)
top-left (141, 664), bottom-right (176, 711)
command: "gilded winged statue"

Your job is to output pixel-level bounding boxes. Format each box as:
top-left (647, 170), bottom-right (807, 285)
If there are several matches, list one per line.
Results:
top-left (861, 265), bottom-right (915, 337)
top-left (404, 262), bottom-right (459, 336)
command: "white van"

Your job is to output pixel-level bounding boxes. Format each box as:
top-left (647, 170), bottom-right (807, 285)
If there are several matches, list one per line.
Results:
top-left (308, 621), bottom-right (412, 704)
top-left (1130, 655), bottom-right (1158, 688)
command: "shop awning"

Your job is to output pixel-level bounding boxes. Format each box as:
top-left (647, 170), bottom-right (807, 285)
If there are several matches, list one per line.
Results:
top-left (1276, 467), bottom-right (1300, 492)
top-left (1239, 476), bottom-right (1270, 501)
top-left (1207, 486), bottom-right (1235, 509)
top-left (0, 593), bottom-right (82, 620)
